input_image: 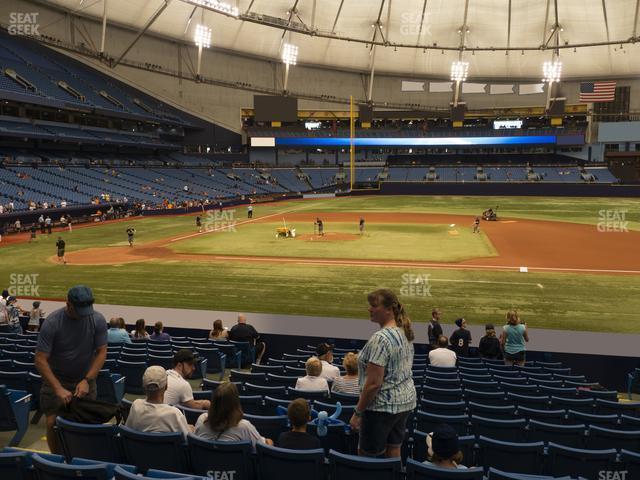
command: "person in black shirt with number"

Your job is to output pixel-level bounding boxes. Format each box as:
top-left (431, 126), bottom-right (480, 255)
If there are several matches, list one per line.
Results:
top-left (229, 314), bottom-right (266, 366)
top-left (449, 318), bottom-right (472, 358)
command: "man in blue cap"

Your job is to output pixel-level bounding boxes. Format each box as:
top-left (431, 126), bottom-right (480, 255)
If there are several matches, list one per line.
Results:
top-left (35, 285), bottom-right (108, 454)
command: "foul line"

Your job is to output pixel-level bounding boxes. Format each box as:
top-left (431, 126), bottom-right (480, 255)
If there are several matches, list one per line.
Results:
top-left (427, 278), bottom-right (544, 288)
top-left (199, 255), bottom-right (640, 275)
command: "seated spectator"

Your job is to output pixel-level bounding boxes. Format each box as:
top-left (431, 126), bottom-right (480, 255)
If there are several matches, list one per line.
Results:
top-left (424, 423), bottom-right (468, 469)
top-left (331, 352), bottom-right (359, 395)
top-left (27, 301), bottom-right (44, 332)
top-left (125, 366), bottom-right (193, 438)
top-left (130, 318), bottom-right (150, 340)
top-left (209, 319), bottom-right (228, 340)
top-left (428, 336), bottom-right (457, 367)
top-left (295, 357), bottom-right (329, 393)
top-left (316, 343), bottom-right (340, 380)
top-left (277, 398), bottom-right (322, 450)
top-left (478, 324), bottom-right (501, 360)
top-left (164, 349), bottom-right (210, 410)
top-left (107, 317), bottom-right (131, 344)
top-left (149, 321), bottom-right (171, 342)
top-left (229, 314), bottom-right (265, 365)
top-left (194, 382), bottom-right (273, 450)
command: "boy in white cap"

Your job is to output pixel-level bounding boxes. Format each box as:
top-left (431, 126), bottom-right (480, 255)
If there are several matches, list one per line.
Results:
top-left (125, 365), bottom-right (193, 438)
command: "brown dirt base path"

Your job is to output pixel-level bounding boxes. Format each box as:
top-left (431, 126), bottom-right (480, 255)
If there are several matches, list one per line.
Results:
top-left (57, 212), bottom-right (640, 275)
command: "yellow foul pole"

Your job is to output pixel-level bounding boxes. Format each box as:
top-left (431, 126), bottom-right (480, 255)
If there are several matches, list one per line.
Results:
top-left (350, 95), bottom-right (354, 191)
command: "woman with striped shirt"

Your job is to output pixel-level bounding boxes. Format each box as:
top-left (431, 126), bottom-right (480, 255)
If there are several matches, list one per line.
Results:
top-left (349, 289), bottom-right (416, 458)
top-left (331, 352), bottom-right (359, 395)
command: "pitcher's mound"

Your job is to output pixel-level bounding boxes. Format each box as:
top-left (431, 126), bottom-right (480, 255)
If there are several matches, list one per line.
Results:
top-left (297, 232), bottom-right (361, 242)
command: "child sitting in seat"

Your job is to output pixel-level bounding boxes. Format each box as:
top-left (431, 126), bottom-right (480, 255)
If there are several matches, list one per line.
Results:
top-left (277, 398), bottom-right (322, 450)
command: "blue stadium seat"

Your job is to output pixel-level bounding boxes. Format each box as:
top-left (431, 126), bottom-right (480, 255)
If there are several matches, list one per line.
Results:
top-left (213, 342), bottom-right (242, 370)
top-left (0, 386), bottom-right (31, 446)
top-left (422, 386), bottom-right (464, 403)
top-left (256, 443), bottom-right (325, 480)
top-left (55, 416), bottom-right (123, 463)
top-left (621, 449), bottom-right (640, 479)
top-left (243, 414), bottom-right (288, 441)
top-left (586, 425), bottom-right (640, 452)
top-left (595, 399), bottom-right (640, 417)
top-left (201, 378), bottom-right (241, 392)
top-left (467, 402), bottom-right (516, 420)
top-left (287, 387), bottom-right (329, 401)
top-left (329, 449), bottom-right (402, 480)
top-left (195, 348), bottom-right (226, 380)
top-left (619, 414), bottom-right (640, 431)
top-left (118, 425), bottom-right (188, 473)
top-left (229, 340), bottom-right (255, 367)
top-left (0, 450), bottom-right (31, 480)
top-left (516, 407), bottom-right (565, 423)
top-left (566, 410), bottom-right (619, 428)
top-left (405, 458), bottom-right (484, 479)
top-left (187, 435), bottom-right (253, 479)
top-left (330, 391), bottom-right (359, 404)
top-left (527, 420), bottom-right (586, 448)
top-left (230, 370), bottom-right (267, 385)
top-left (415, 411), bottom-right (469, 436)
top-left (96, 369), bottom-right (125, 404)
top-left (239, 395), bottom-right (265, 415)
top-left (506, 393), bottom-right (549, 410)
top-left (306, 422), bottom-right (355, 455)
top-left (266, 374), bottom-right (299, 388)
top-left (420, 399), bottom-right (467, 416)
top-left (147, 355), bottom-right (174, 370)
top-left (116, 360), bottom-right (147, 395)
top-left (546, 443), bottom-right (617, 479)
top-left (477, 436), bottom-right (545, 475)
top-left (462, 379), bottom-right (500, 392)
top-left (251, 364), bottom-right (285, 375)
top-left (70, 458), bottom-right (136, 479)
top-left (487, 467), bottom-right (583, 479)
top-left (175, 405), bottom-right (205, 425)
top-left (113, 466), bottom-right (193, 480)
top-left (549, 396), bottom-right (593, 414)
top-left (267, 358), bottom-right (299, 367)
top-left (465, 389), bottom-right (511, 407)
top-left (577, 389), bottom-right (619, 401)
top-left (31, 453), bottom-right (107, 480)
top-left (425, 377), bottom-right (462, 389)
top-left (470, 415), bottom-right (527, 442)
top-left (243, 383), bottom-right (286, 397)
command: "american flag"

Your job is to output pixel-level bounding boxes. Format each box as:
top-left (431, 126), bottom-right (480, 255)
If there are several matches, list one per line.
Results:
top-left (579, 81), bottom-right (616, 102)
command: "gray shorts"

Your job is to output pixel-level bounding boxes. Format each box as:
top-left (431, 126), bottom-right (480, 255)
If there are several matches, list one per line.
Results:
top-left (358, 409), bottom-right (411, 457)
top-left (40, 379), bottom-right (97, 416)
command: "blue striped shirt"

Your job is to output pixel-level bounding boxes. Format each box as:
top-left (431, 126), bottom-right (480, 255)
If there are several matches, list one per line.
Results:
top-left (358, 327), bottom-right (416, 414)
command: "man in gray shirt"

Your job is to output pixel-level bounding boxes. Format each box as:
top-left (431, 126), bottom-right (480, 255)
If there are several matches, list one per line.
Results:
top-left (35, 285), bottom-right (108, 454)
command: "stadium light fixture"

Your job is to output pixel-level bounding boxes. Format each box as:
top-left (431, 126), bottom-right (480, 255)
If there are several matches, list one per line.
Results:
top-left (194, 24), bottom-right (212, 49)
top-left (190, 0), bottom-right (239, 17)
top-left (450, 61), bottom-right (469, 82)
top-left (542, 59), bottom-right (562, 83)
top-left (282, 43), bottom-right (299, 66)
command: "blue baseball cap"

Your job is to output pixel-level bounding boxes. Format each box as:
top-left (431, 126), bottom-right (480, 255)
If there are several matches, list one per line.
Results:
top-left (67, 285), bottom-right (95, 317)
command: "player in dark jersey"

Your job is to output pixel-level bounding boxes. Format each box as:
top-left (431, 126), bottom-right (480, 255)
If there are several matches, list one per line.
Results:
top-left (472, 217), bottom-right (481, 233)
top-left (55, 237), bottom-right (66, 264)
top-left (359, 217), bottom-right (365, 235)
top-left (196, 216), bottom-right (202, 233)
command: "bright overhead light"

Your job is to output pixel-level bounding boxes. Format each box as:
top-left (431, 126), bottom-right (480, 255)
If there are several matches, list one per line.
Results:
top-left (194, 24), bottom-right (212, 48)
top-left (191, 0), bottom-right (239, 17)
top-left (282, 43), bottom-right (298, 65)
top-left (542, 59), bottom-right (562, 83)
top-left (450, 61), bottom-right (469, 82)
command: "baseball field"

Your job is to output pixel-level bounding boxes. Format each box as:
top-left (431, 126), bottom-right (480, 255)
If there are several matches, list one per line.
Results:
top-left (1, 195), bottom-right (639, 333)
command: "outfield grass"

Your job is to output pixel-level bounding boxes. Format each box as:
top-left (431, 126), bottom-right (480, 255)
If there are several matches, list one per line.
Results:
top-left (1, 195), bottom-right (639, 333)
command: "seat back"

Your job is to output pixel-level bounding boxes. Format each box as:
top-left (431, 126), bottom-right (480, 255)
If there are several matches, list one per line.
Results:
top-left (243, 414), bottom-right (288, 441)
top-left (405, 458), bottom-right (484, 480)
top-left (329, 450), bottom-right (402, 480)
top-left (116, 361), bottom-right (147, 395)
top-left (527, 419), bottom-right (586, 448)
top-left (32, 453), bottom-right (107, 480)
top-left (477, 436), bottom-right (545, 475)
top-left (0, 450), bottom-right (30, 480)
top-left (586, 425), bottom-right (640, 452)
top-left (416, 411), bottom-right (469, 436)
top-left (547, 443), bottom-right (617, 479)
top-left (118, 425), bottom-right (188, 473)
top-left (187, 434), bottom-right (253, 479)
top-left (470, 415), bottom-right (527, 442)
top-left (56, 416), bottom-right (123, 463)
top-left (256, 443), bottom-right (325, 480)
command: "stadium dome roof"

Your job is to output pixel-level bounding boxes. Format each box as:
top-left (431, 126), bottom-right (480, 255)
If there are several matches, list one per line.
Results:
top-left (46, 0), bottom-right (640, 79)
